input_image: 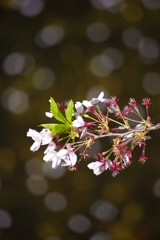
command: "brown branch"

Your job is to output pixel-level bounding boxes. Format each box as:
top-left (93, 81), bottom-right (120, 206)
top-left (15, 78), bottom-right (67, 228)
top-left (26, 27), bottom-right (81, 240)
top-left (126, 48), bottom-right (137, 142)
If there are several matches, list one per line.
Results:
top-left (87, 123), bottom-right (160, 139)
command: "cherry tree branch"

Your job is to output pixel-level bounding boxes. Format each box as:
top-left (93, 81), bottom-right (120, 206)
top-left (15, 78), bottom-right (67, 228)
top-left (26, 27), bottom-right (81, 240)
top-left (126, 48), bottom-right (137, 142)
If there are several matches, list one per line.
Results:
top-left (86, 123), bottom-right (160, 139)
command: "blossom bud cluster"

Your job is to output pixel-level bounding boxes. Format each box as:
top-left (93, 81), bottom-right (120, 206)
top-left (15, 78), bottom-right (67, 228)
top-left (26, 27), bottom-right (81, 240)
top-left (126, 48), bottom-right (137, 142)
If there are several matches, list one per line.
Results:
top-left (27, 92), bottom-right (153, 177)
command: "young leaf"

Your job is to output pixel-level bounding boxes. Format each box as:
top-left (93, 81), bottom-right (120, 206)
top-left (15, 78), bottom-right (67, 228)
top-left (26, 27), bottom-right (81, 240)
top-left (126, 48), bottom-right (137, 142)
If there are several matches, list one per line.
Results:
top-left (51, 124), bottom-right (71, 135)
top-left (65, 99), bottom-right (74, 123)
top-left (40, 123), bottom-right (71, 135)
top-left (50, 97), bottom-right (67, 123)
top-left (40, 123), bottom-right (55, 130)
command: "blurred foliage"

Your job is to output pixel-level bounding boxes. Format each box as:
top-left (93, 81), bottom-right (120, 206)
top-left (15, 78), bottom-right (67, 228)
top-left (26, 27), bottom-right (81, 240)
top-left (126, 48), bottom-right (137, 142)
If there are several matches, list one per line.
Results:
top-left (0, 0), bottom-right (160, 240)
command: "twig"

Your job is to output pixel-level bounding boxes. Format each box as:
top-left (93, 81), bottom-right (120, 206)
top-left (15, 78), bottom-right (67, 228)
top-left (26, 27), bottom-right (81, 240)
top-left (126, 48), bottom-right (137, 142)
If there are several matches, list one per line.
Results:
top-left (86, 123), bottom-right (160, 139)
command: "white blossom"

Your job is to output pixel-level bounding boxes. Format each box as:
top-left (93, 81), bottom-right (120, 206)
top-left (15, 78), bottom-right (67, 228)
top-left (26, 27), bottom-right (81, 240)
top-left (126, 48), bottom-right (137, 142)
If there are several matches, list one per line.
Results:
top-left (61, 144), bottom-right (77, 166)
top-left (75, 101), bottom-right (84, 113)
top-left (27, 128), bottom-right (52, 152)
top-left (102, 99), bottom-right (119, 113)
top-left (87, 160), bottom-right (110, 175)
top-left (43, 145), bottom-right (68, 169)
top-left (82, 91), bottom-right (104, 107)
top-left (72, 116), bottom-right (85, 128)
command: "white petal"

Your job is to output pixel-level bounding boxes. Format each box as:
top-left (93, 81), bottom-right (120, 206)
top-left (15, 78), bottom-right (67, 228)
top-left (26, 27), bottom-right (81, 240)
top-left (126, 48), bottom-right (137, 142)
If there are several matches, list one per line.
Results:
top-left (43, 152), bottom-right (54, 162)
top-left (27, 129), bottom-right (42, 141)
top-left (45, 112), bottom-right (53, 118)
top-left (101, 98), bottom-right (110, 103)
top-left (90, 98), bottom-right (99, 105)
top-left (98, 91), bottom-right (104, 100)
top-left (66, 143), bottom-right (72, 151)
top-left (122, 155), bottom-right (129, 165)
top-left (30, 141), bottom-right (41, 152)
top-left (52, 158), bottom-right (61, 168)
top-left (42, 137), bottom-right (52, 145)
top-left (75, 102), bottom-right (84, 113)
top-left (82, 100), bottom-right (92, 107)
top-left (61, 161), bottom-right (68, 166)
top-left (87, 161), bottom-right (102, 170)
top-left (93, 168), bottom-right (102, 175)
top-left (69, 152), bottom-right (77, 166)
top-left (72, 116), bottom-right (85, 128)
top-left (122, 133), bottom-right (133, 142)
top-left (57, 149), bottom-right (68, 157)
top-left (80, 127), bottom-right (87, 139)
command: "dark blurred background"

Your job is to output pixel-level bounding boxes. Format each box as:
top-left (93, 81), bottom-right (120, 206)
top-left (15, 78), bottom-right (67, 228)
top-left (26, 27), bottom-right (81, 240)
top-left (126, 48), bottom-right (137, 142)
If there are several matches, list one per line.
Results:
top-left (0, 0), bottom-right (160, 240)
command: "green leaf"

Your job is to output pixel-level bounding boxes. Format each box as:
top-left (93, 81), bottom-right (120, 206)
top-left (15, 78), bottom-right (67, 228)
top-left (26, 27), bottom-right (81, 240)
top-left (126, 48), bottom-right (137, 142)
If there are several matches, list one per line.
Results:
top-left (65, 99), bottom-right (74, 123)
top-left (40, 124), bottom-right (55, 130)
top-left (50, 97), bottom-right (67, 123)
top-left (51, 124), bottom-right (71, 135)
top-left (40, 123), bottom-right (71, 135)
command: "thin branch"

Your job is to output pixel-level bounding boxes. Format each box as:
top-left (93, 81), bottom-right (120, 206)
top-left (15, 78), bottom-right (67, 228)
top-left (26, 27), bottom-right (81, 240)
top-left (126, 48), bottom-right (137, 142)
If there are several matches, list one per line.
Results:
top-left (86, 123), bottom-right (160, 139)
top-left (148, 123), bottom-right (160, 131)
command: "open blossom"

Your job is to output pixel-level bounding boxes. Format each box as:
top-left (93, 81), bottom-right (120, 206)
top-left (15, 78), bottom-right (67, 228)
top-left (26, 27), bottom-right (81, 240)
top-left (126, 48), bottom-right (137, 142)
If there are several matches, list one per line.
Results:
top-left (82, 92), bottom-right (104, 107)
top-left (72, 116), bottom-right (85, 128)
top-left (102, 98), bottom-right (119, 113)
top-left (43, 143), bottom-right (73, 168)
top-left (27, 92), bottom-right (155, 177)
top-left (43, 142), bottom-right (57, 161)
top-left (27, 128), bottom-right (52, 152)
top-left (87, 159), bottom-right (111, 175)
top-left (63, 144), bottom-right (77, 163)
top-left (59, 144), bottom-right (78, 167)
top-left (73, 101), bottom-right (84, 116)
top-left (72, 116), bottom-right (88, 138)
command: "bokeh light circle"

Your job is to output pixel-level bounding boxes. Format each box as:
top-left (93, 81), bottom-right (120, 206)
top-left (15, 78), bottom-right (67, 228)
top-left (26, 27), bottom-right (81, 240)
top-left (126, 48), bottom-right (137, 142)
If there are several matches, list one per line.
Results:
top-left (90, 231), bottom-right (112, 240)
top-left (138, 37), bottom-right (159, 62)
top-left (86, 22), bottom-right (110, 43)
top-left (0, 210), bottom-right (12, 228)
top-left (44, 192), bottom-right (67, 212)
top-left (32, 67), bottom-right (55, 90)
top-left (141, 0), bottom-right (160, 10)
top-left (1, 88), bottom-right (29, 114)
top-left (142, 72), bottom-right (160, 95)
top-left (43, 162), bottom-right (66, 179)
top-left (26, 175), bottom-right (48, 195)
top-left (25, 157), bottom-right (43, 176)
top-left (3, 52), bottom-right (25, 75)
top-left (19, 0), bottom-right (44, 17)
top-left (45, 237), bottom-right (62, 240)
top-left (35, 24), bottom-right (64, 47)
top-left (90, 55), bottom-right (114, 77)
top-left (122, 28), bottom-right (143, 49)
top-left (68, 214), bottom-right (91, 233)
top-left (90, 0), bottom-right (125, 12)
top-left (90, 200), bottom-right (118, 221)
top-left (153, 178), bottom-right (160, 197)
top-left (103, 48), bottom-right (124, 69)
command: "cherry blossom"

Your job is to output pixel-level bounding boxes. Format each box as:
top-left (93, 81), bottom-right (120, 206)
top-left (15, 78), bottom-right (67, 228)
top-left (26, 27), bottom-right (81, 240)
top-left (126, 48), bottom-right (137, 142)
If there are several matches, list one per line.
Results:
top-left (43, 144), bottom-right (70, 169)
top-left (72, 116), bottom-right (85, 128)
top-left (74, 101), bottom-right (84, 116)
top-left (87, 160), bottom-right (111, 175)
top-left (27, 128), bottom-right (52, 152)
top-left (82, 91), bottom-right (104, 107)
top-left (27, 92), bottom-right (157, 177)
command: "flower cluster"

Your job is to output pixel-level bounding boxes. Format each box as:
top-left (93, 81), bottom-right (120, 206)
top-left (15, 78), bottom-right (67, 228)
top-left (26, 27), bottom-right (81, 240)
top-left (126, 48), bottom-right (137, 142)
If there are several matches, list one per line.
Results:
top-left (27, 92), bottom-right (154, 177)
